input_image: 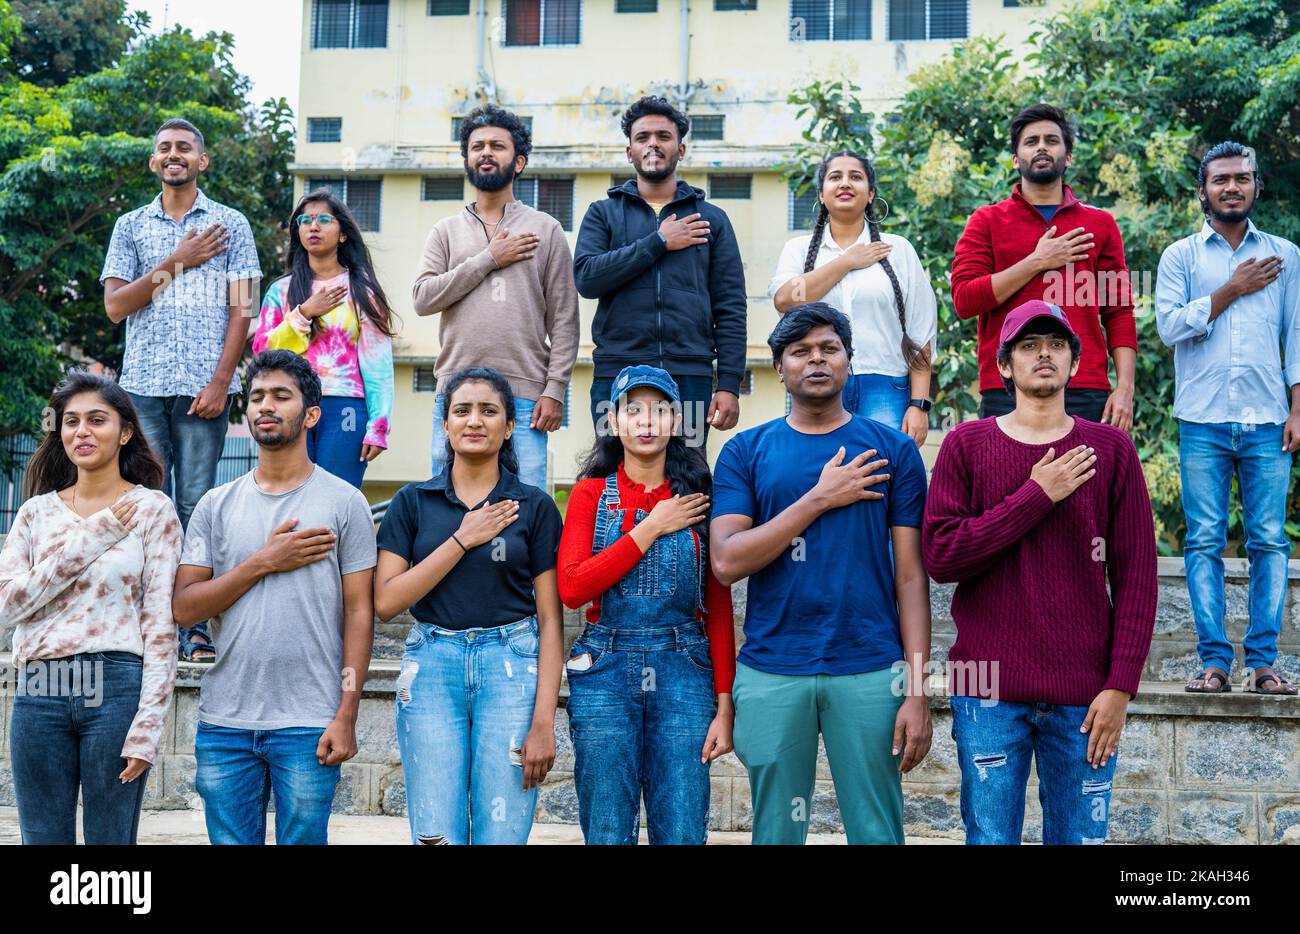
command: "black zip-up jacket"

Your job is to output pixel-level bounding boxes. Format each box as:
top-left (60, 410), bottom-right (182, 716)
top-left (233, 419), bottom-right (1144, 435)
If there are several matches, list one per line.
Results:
top-left (573, 179), bottom-right (748, 394)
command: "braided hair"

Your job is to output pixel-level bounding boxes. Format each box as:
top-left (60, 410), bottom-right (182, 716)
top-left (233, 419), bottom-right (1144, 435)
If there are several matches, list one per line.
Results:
top-left (802, 150), bottom-right (927, 370)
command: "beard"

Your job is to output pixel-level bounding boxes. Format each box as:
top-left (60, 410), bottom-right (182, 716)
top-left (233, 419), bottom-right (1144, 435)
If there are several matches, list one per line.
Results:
top-left (1206, 195), bottom-right (1255, 224)
top-left (251, 410), bottom-right (306, 449)
top-left (158, 163), bottom-right (197, 187)
top-left (635, 148), bottom-right (679, 183)
top-left (465, 159), bottom-right (513, 193)
top-left (1021, 154), bottom-right (1066, 186)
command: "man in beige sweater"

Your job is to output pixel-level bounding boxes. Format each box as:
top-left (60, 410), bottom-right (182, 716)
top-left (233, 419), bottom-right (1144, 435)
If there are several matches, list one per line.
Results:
top-left (412, 105), bottom-right (580, 490)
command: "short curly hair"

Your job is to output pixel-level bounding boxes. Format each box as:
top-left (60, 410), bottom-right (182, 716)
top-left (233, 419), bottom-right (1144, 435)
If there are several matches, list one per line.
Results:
top-left (620, 96), bottom-right (689, 141)
top-left (458, 105), bottom-right (532, 176)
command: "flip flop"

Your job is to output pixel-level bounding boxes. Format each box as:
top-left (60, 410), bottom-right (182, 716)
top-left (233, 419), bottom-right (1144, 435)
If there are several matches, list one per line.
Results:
top-left (1185, 666), bottom-right (1230, 693)
top-left (1244, 668), bottom-right (1298, 695)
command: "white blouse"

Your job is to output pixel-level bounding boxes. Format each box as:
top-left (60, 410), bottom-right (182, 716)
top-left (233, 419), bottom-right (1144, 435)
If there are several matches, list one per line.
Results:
top-left (769, 229), bottom-right (938, 378)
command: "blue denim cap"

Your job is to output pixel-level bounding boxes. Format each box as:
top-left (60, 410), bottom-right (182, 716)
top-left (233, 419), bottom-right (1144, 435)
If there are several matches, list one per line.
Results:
top-left (609, 365), bottom-right (681, 407)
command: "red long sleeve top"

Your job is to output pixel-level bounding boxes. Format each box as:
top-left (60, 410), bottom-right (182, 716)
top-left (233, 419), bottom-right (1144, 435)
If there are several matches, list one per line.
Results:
top-left (921, 417), bottom-right (1157, 704)
top-left (950, 182), bottom-right (1138, 393)
top-left (558, 463), bottom-right (736, 693)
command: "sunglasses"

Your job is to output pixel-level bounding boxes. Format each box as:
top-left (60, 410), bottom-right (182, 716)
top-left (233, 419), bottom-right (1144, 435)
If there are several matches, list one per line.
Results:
top-left (295, 213), bottom-right (337, 227)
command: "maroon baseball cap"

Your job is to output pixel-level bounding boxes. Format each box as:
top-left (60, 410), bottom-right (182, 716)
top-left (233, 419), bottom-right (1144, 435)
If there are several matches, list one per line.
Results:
top-left (999, 299), bottom-right (1078, 346)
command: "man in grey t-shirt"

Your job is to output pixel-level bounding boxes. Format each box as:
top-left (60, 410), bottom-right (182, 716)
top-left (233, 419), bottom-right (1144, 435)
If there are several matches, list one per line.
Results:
top-left (174, 350), bottom-right (376, 845)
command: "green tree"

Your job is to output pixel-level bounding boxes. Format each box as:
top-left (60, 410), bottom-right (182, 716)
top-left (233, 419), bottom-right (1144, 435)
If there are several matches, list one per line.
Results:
top-left (0, 15), bottom-right (294, 458)
top-left (786, 0), bottom-right (1300, 555)
top-left (8, 0), bottom-right (142, 86)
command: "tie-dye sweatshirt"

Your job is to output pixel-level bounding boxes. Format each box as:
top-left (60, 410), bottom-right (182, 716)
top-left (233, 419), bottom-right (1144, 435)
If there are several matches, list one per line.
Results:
top-left (0, 487), bottom-right (183, 763)
top-left (253, 271), bottom-right (394, 448)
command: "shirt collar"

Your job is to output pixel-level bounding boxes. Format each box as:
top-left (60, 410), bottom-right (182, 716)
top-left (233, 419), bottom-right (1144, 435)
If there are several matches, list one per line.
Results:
top-left (416, 465), bottom-right (526, 505)
top-left (1199, 218), bottom-right (1260, 244)
top-left (813, 224), bottom-right (873, 255)
top-left (148, 188), bottom-right (211, 221)
top-left (1010, 181), bottom-right (1079, 213)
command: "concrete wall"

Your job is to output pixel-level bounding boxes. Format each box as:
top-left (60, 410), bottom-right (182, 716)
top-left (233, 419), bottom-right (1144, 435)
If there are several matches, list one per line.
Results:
top-left (4, 557), bottom-right (1298, 842)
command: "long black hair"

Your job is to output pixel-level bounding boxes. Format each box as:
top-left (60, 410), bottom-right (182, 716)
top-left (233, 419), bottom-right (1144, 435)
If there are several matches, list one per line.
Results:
top-left (287, 188), bottom-right (396, 339)
top-left (804, 150), bottom-right (926, 370)
top-left (439, 367), bottom-right (519, 476)
top-left (26, 371), bottom-right (164, 497)
top-left (577, 395), bottom-right (712, 541)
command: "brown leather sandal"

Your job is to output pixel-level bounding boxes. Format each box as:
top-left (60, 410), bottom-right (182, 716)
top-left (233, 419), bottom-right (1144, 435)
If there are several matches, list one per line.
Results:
top-left (1244, 668), bottom-right (1298, 695)
top-left (1185, 666), bottom-right (1231, 693)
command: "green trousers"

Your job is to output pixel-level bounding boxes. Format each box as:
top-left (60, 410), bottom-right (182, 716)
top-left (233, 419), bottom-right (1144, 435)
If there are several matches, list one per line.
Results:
top-left (733, 662), bottom-right (904, 845)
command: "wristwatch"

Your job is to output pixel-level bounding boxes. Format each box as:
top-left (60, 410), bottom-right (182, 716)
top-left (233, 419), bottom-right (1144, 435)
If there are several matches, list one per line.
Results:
top-left (908, 399), bottom-right (932, 412)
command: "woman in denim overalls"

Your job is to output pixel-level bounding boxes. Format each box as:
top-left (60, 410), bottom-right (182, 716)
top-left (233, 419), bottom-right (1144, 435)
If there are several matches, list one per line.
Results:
top-left (558, 366), bottom-right (736, 844)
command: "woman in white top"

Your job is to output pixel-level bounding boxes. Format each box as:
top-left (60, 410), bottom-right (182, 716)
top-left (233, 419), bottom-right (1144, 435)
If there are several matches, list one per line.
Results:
top-left (770, 150), bottom-right (937, 446)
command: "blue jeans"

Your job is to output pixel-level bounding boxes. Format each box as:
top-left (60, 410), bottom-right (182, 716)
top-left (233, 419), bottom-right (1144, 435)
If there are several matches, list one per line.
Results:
top-left (10, 652), bottom-right (150, 844)
top-left (950, 696), bottom-right (1117, 845)
top-left (129, 390), bottom-right (231, 656)
top-left (395, 617), bottom-right (541, 845)
top-left (432, 394), bottom-right (548, 489)
top-left (1179, 420), bottom-right (1293, 672)
top-left (843, 373), bottom-right (909, 429)
top-left (565, 470), bottom-right (714, 844)
top-left (589, 374), bottom-right (715, 449)
top-left (307, 396), bottom-right (368, 490)
top-left (566, 622), bottom-right (715, 845)
top-left (194, 722), bottom-right (341, 845)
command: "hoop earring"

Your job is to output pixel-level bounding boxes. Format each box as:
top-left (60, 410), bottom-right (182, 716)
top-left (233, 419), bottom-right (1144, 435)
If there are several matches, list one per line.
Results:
top-left (872, 197), bottom-right (890, 220)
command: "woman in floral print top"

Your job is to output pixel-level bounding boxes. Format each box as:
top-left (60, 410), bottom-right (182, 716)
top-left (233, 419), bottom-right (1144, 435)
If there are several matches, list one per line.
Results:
top-left (253, 189), bottom-right (396, 490)
top-left (0, 373), bottom-right (182, 844)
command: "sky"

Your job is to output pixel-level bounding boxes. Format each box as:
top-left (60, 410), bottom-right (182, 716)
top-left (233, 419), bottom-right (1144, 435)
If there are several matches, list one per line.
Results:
top-left (127, 0), bottom-right (302, 111)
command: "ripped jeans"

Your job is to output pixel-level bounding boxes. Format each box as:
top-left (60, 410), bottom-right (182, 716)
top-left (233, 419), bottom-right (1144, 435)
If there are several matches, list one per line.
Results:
top-left (395, 617), bottom-right (540, 845)
top-left (950, 696), bottom-right (1117, 845)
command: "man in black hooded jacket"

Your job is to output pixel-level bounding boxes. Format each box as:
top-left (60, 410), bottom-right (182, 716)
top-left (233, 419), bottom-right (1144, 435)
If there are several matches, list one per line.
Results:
top-left (574, 95), bottom-right (748, 446)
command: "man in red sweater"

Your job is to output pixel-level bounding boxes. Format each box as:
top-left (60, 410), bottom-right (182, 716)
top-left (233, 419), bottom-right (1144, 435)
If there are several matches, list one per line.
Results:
top-left (921, 299), bottom-right (1157, 845)
top-left (951, 104), bottom-right (1138, 430)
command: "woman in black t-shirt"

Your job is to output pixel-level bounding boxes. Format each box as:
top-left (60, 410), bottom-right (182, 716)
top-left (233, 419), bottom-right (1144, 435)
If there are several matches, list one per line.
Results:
top-left (374, 367), bottom-right (563, 845)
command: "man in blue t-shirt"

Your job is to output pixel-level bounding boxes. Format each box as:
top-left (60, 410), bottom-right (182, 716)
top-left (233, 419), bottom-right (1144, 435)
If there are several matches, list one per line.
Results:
top-left (710, 302), bottom-right (932, 844)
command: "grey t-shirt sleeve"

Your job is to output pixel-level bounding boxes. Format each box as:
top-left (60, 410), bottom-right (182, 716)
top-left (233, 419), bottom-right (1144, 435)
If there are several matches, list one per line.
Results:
top-left (338, 489), bottom-right (378, 575)
top-left (179, 493), bottom-right (215, 569)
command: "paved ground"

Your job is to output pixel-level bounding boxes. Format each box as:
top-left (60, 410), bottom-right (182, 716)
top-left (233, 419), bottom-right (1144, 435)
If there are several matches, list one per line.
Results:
top-left (0, 807), bottom-right (958, 845)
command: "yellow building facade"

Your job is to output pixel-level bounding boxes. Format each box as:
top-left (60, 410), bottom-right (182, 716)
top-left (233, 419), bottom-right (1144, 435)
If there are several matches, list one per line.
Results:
top-left (292, 0), bottom-right (1059, 502)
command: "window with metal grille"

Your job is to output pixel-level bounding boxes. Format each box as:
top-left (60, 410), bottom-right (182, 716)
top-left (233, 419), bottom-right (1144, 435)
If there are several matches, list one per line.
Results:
top-left (515, 177), bottom-right (575, 230)
top-left (888, 0), bottom-right (967, 39)
top-left (422, 176), bottom-right (464, 200)
top-left (739, 369), bottom-right (754, 396)
top-left (710, 174), bottom-right (752, 199)
top-left (453, 114), bottom-right (533, 142)
top-left (306, 177), bottom-right (382, 231)
top-left (560, 382), bottom-right (572, 428)
top-left (790, 0), bottom-right (871, 40)
top-left (788, 178), bottom-right (819, 230)
top-left (312, 0), bottom-right (389, 48)
top-left (716, 0), bottom-right (757, 9)
top-left (307, 117), bottom-right (342, 143)
top-left (428, 0), bottom-right (470, 12)
top-left (690, 114), bottom-right (724, 140)
top-left (502, 0), bottom-right (581, 46)
top-left (929, 0), bottom-right (968, 37)
top-left (616, 0), bottom-right (657, 9)
top-left (414, 366), bottom-right (437, 393)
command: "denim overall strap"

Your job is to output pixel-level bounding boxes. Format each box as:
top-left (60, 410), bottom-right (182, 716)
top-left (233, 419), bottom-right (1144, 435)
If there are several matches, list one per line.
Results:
top-left (592, 472), bottom-right (701, 630)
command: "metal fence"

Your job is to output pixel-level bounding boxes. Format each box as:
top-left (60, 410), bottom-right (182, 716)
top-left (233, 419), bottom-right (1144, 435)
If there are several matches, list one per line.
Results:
top-left (0, 433), bottom-right (259, 534)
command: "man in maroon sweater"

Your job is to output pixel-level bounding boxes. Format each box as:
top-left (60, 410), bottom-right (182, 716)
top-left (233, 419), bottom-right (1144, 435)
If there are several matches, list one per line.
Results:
top-left (951, 104), bottom-right (1138, 430)
top-left (922, 299), bottom-right (1157, 845)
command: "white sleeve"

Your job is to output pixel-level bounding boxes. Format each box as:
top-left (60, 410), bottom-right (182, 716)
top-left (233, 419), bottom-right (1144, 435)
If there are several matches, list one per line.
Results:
top-left (768, 236), bottom-right (810, 300)
top-left (898, 236), bottom-right (938, 351)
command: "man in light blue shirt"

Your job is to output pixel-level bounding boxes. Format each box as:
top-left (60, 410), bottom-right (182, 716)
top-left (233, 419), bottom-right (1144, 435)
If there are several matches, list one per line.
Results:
top-left (1156, 141), bottom-right (1300, 696)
